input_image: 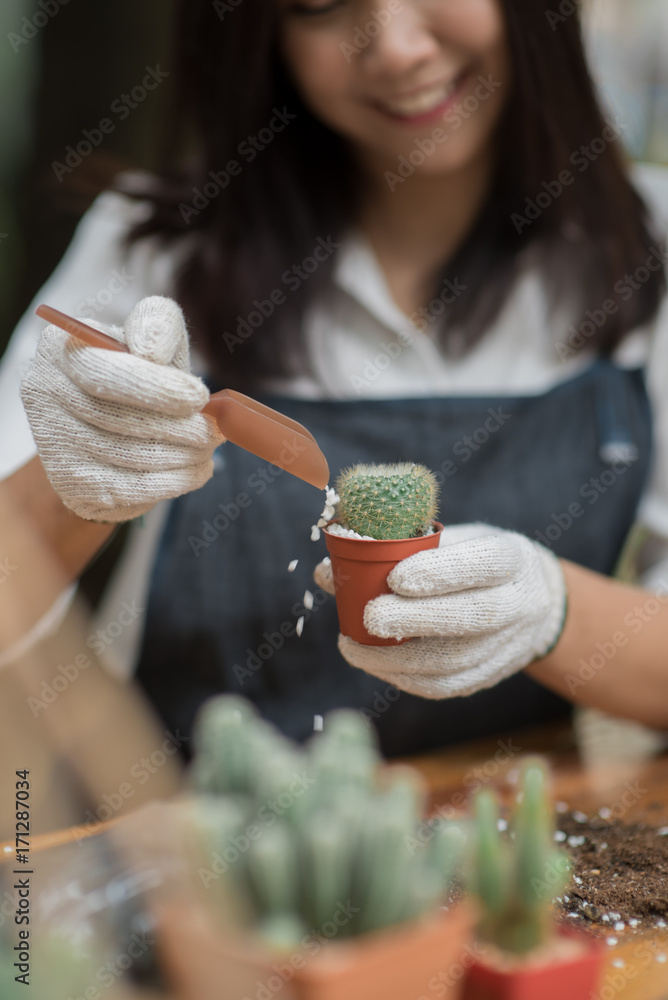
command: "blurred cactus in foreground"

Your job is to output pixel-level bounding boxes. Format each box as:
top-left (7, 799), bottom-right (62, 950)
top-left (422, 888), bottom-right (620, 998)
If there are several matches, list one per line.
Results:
top-left (466, 758), bottom-right (570, 954)
top-left (334, 463), bottom-right (439, 540)
top-left (188, 695), bottom-right (464, 948)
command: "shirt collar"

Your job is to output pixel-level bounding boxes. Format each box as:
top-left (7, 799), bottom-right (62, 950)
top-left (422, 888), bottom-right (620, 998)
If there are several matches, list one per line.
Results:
top-left (332, 229), bottom-right (418, 337)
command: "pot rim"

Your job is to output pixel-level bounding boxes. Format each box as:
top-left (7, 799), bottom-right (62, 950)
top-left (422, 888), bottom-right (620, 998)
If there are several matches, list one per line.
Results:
top-left (468, 924), bottom-right (605, 976)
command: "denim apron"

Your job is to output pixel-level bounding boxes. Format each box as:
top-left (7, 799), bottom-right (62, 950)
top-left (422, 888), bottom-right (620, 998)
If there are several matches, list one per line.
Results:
top-left (134, 359), bottom-right (652, 757)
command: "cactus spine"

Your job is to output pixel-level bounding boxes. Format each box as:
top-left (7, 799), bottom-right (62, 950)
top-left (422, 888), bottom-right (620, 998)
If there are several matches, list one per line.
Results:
top-left (334, 463), bottom-right (439, 540)
top-left (468, 758), bottom-right (570, 954)
top-left (189, 695), bottom-right (464, 947)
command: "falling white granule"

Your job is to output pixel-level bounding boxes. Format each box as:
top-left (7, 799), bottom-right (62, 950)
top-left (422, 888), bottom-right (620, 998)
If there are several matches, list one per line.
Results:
top-left (555, 801), bottom-right (569, 813)
top-left (606, 937), bottom-right (618, 947)
top-left (598, 807), bottom-right (612, 819)
top-left (614, 922), bottom-right (625, 931)
top-left (313, 714), bottom-right (323, 731)
top-left (554, 830), bottom-right (567, 842)
top-left (296, 616), bottom-right (305, 636)
top-left (611, 958), bottom-right (625, 968)
top-left (310, 525), bottom-right (321, 541)
top-left (316, 485), bottom-right (340, 529)
top-left (572, 810), bottom-right (588, 823)
top-left (657, 954), bottom-right (667, 963)
top-left (628, 918), bottom-right (640, 928)
top-left (496, 818), bottom-right (508, 831)
top-left (303, 590), bottom-right (314, 610)
top-left (288, 559), bottom-right (299, 572)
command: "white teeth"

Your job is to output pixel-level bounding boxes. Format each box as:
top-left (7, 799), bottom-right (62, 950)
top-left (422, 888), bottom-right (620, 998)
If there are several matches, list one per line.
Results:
top-left (382, 81), bottom-right (458, 118)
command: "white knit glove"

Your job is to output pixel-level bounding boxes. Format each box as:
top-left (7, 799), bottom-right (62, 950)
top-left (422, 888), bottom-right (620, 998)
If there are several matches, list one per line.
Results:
top-left (314, 524), bottom-right (567, 698)
top-left (20, 296), bottom-right (224, 522)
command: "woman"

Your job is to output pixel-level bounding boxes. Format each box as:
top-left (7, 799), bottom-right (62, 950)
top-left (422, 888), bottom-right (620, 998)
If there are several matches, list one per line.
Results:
top-left (2, 0), bottom-right (668, 755)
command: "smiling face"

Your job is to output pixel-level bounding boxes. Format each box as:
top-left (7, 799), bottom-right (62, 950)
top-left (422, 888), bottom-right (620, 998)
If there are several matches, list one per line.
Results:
top-left (278, 0), bottom-right (512, 178)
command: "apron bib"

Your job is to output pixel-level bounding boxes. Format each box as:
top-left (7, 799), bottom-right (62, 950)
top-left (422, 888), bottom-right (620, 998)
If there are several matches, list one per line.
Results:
top-left (135, 360), bottom-right (652, 757)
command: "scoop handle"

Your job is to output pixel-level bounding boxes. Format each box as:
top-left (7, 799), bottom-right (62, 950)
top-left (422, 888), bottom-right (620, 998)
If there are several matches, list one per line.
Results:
top-left (35, 305), bottom-right (128, 351)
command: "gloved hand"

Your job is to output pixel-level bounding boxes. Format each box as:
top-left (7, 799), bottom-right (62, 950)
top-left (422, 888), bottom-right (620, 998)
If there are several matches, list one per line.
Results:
top-left (20, 296), bottom-right (224, 522)
top-left (314, 523), bottom-right (567, 698)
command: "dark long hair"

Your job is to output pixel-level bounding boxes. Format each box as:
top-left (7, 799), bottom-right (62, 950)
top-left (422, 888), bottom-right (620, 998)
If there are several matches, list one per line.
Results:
top-left (113, 0), bottom-right (665, 390)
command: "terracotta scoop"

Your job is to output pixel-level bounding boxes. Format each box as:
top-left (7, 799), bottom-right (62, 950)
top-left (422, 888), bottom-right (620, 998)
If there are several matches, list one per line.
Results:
top-left (35, 305), bottom-right (330, 489)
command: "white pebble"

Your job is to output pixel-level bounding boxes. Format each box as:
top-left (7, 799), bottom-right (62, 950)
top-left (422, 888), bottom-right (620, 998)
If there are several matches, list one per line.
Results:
top-left (563, 895), bottom-right (570, 903)
top-left (303, 589), bottom-right (314, 610)
top-left (601, 915), bottom-right (610, 922)
top-left (629, 919), bottom-right (640, 928)
top-left (610, 912), bottom-right (621, 920)
top-left (606, 937), bottom-right (618, 946)
top-left (296, 616), bottom-right (305, 636)
top-left (572, 810), bottom-right (588, 823)
top-left (310, 525), bottom-right (321, 541)
top-left (657, 920), bottom-right (667, 928)
top-left (325, 523), bottom-right (374, 540)
top-left (600, 843), bottom-right (608, 850)
top-left (567, 835), bottom-right (585, 847)
top-left (611, 958), bottom-right (625, 968)
top-left (598, 807), bottom-right (611, 819)
top-left (288, 559), bottom-right (299, 572)
top-left (573, 876), bottom-right (583, 884)
top-left (614, 922), bottom-right (625, 931)
top-left (567, 912), bottom-right (579, 918)
top-left (554, 830), bottom-right (567, 842)
top-left (325, 487), bottom-right (340, 507)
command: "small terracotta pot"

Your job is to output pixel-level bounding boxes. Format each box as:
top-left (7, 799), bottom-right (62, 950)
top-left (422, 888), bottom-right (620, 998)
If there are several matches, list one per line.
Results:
top-left (323, 521), bottom-right (444, 646)
top-left (157, 898), bottom-right (474, 1000)
top-left (461, 927), bottom-right (604, 1000)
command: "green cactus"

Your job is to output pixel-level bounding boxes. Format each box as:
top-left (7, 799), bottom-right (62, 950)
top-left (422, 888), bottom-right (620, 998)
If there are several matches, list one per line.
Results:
top-left (188, 695), bottom-right (464, 946)
top-left (334, 462), bottom-right (439, 540)
top-left (467, 758), bottom-right (570, 954)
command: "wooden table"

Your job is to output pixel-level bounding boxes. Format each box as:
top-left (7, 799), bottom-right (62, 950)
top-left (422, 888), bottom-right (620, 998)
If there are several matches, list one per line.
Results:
top-left (407, 719), bottom-right (668, 1000)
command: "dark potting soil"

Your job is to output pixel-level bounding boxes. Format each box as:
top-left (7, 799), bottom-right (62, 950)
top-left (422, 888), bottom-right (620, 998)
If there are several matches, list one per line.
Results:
top-left (554, 810), bottom-right (668, 935)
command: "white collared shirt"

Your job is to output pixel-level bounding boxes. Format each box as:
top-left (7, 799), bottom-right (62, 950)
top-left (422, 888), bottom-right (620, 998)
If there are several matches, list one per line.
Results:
top-left (2, 163), bottom-right (668, 676)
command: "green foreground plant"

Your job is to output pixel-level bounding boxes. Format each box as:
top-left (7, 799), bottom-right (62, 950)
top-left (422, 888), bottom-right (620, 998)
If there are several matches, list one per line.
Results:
top-left (467, 757), bottom-right (570, 954)
top-left (334, 462), bottom-right (440, 540)
top-left (188, 695), bottom-right (464, 949)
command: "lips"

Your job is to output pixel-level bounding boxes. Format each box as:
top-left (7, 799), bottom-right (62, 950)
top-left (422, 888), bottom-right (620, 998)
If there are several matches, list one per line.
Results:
top-left (374, 70), bottom-right (470, 121)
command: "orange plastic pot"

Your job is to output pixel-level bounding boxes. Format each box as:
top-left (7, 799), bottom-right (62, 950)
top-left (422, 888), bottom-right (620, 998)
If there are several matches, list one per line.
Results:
top-left (462, 928), bottom-right (604, 1000)
top-left (157, 899), bottom-right (474, 1000)
top-left (323, 521), bottom-right (444, 646)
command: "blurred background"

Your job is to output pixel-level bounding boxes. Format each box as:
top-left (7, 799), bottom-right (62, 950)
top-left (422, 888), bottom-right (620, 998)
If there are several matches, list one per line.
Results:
top-left (0, 0), bottom-right (667, 357)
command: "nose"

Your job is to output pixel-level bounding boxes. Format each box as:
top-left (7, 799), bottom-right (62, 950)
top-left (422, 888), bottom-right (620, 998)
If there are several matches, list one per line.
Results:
top-left (358, 4), bottom-right (448, 80)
